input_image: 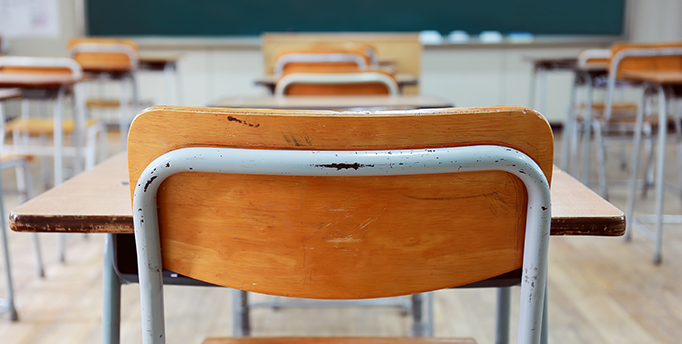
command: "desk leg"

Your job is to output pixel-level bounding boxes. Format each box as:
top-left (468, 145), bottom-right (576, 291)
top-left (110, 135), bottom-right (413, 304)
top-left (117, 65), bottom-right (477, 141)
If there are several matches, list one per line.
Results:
top-left (54, 87), bottom-right (67, 263)
top-left (0, 175), bottom-right (18, 321)
top-left (411, 293), bottom-right (424, 337)
top-left (232, 289), bottom-right (250, 336)
top-left (102, 234), bottom-right (121, 344)
top-left (625, 90), bottom-right (647, 242)
top-left (560, 74), bottom-right (579, 171)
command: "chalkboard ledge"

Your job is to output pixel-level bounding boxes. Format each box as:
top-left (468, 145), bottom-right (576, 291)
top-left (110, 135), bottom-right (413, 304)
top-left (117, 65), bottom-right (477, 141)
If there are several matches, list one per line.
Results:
top-left (132, 35), bottom-right (622, 51)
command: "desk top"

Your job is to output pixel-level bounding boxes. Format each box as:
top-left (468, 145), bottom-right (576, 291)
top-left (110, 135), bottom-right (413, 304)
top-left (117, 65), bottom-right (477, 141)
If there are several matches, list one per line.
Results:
top-left (621, 70), bottom-right (682, 85)
top-left (209, 95), bottom-right (452, 110)
top-left (0, 74), bottom-right (80, 89)
top-left (9, 152), bottom-right (625, 236)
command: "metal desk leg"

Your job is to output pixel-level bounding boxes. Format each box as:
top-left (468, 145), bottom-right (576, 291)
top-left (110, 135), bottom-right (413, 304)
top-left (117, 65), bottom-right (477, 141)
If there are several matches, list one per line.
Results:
top-left (54, 87), bottom-right (67, 263)
top-left (495, 287), bottom-right (511, 344)
top-left (102, 234), bottom-right (121, 344)
top-left (625, 90), bottom-right (647, 242)
top-left (411, 293), bottom-right (424, 336)
top-left (232, 289), bottom-right (250, 336)
top-left (0, 174), bottom-right (18, 321)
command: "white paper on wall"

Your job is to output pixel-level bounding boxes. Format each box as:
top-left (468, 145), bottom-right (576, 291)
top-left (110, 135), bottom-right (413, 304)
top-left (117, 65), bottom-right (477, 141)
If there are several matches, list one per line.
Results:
top-left (0, 0), bottom-right (60, 38)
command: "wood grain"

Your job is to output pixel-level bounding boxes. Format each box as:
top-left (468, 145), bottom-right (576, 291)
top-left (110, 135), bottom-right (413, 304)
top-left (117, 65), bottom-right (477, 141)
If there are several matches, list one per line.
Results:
top-left (210, 95), bottom-right (449, 110)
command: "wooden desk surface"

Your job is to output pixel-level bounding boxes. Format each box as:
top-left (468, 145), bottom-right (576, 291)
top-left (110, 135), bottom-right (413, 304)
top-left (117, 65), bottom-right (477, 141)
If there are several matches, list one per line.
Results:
top-left (620, 70), bottom-right (682, 85)
top-left (9, 152), bottom-right (625, 236)
top-left (0, 74), bottom-right (80, 89)
top-left (527, 57), bottom-right (608, 72)
top-left (209, 95), bottom-right (452, 110)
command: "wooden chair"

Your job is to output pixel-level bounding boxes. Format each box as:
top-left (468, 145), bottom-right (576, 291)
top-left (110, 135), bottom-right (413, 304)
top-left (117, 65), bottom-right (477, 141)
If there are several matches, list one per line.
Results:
top-left (604, 42), bottom-right (682, 263)
top-left (68, 37), bottom-right (140, 149)
top-left (275, 68), bottom-right (399, 96)
top-left (0, 89), bottom-right (43, 322)
top-left (274, 47), bottom-right (376, 78)
top-left (0, 56), bottom-right (107, 174)
top-left (127, 106), bottom-right (553, 344)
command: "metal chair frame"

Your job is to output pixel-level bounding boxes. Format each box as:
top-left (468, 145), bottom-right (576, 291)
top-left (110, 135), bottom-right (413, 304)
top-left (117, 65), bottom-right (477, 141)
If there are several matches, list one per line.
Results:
top-left (132, 145), bottom-right (551, 344)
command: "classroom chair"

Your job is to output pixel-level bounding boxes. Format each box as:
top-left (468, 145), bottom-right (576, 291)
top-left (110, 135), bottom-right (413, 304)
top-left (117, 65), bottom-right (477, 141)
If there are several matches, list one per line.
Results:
top-left (68, 37), bottom-right (140, 149)
top-left (274, 46), bottom-right (377, 78)
top-left (606, 42), bottom-right (682, 264)
top-left (0, 93), bottom-right (44, 322)
top-left (275, 68), bottom-right (399, 96)
top-left (126, 106), bottom-right (553, 344)
top-left (0, 56), bottom-right (107, 263)
top-left (0, 56), bottom-right (107, 177)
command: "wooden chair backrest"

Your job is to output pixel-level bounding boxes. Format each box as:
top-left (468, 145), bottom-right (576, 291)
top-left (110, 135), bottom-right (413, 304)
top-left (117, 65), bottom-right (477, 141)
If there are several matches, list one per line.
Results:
top-left (127, 106), bottom-right (553, 299)
top-left (610, 42), bottom-right (682, 79)
top-left (276, 68), bottom-right (398, 95)
top-left (68, 37), bottom-right (138, 72)
top-left (0, 56), bottom-right (81, 77)
top-left (262, 33), bottom-right (421, 94)
top-left (275, 47), bottom-right (373, 75)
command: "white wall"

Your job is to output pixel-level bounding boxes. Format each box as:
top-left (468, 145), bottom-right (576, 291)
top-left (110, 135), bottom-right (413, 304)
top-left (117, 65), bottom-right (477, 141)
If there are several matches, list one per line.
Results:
top-left (3, 0), bottom-right (682, 124)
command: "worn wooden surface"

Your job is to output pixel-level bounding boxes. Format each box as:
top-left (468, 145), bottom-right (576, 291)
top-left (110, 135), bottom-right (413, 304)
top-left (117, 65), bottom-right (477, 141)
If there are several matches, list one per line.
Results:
top-left (9, 150), bottom-right (624, 238)
top-left (5, 118), bottom-right (99, 136)
top-left (209, 95), bottom-right (451, 110)
top-left (262, 33), bottom-right (421, 94)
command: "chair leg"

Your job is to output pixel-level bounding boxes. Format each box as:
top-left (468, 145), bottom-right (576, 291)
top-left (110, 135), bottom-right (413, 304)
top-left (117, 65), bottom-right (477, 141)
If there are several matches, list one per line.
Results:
top-left (625, 90), bottom-right (648, 243)
top-left (581, 74), bottom-right (595, 186)
top-left (593, 120), bottom-right (609, 200)
top-left (642, 123), bottom-right (655, 198)
top-left (495, 287), bottom-right (511, 344)
top-left (652, 85), bottom-right (668, 265)
top-left (673, 99), bottom-right (682, 210)
top-left (102, 234), bottom-right (121, 344)
top-left (560, 74), bottom-right (579, 171)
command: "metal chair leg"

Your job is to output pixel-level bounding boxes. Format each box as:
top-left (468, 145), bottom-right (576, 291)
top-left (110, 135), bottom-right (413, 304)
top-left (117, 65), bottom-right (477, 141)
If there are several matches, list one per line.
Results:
top-left (495, 287), bottom-right (511, 344)
top-left (625, 90), bottom-right (648, 243)
top-left (102, 234), bottom-right (121, 344)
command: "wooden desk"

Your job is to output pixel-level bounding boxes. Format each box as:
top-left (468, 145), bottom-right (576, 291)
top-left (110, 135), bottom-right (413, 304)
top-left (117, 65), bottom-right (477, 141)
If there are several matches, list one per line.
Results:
top-left (0, 88), bottom-right (21, 101)
top-left (0, 74), bottom-right (79, 89)
top-left (209, 95), bottom-right (453, 110)
top-left (9, 152), bottom-right (625, 236)
top-left (8, 152), bottom-right (624, 343)
top-left (255, 73), bottom-right (418, 94)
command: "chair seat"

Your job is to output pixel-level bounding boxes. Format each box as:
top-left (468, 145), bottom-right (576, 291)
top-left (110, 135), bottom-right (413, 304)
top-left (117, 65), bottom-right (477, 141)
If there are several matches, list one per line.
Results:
top-left (203, 337), bottom-right (476, 344)
top-left (5, 118), bottom-right (101, 135)
top-left (0, 153), bottom-right (34, 163)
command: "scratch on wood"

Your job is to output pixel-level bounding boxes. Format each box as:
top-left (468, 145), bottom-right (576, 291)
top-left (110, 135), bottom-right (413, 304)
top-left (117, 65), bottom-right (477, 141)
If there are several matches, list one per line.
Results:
top-left (227, 115), bottom-right (260, 128)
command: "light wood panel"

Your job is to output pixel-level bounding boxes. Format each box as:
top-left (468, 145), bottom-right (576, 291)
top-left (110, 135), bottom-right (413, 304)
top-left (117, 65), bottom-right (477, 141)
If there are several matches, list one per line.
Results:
top-left (68, 37), bottom-right (138, 73)
top-left (610, 42), bottom-right (682, 79)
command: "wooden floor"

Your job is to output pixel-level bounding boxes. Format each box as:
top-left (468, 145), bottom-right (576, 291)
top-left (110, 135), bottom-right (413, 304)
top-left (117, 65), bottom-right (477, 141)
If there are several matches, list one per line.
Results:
top-left (1, 133), bottom-right (682, 343)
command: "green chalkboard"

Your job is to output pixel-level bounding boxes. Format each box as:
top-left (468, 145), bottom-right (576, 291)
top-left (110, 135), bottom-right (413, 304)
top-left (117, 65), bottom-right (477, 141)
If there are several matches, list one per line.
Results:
top-left (87, 0), bottom-right (625, 37)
